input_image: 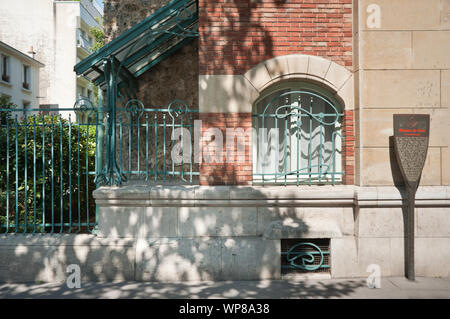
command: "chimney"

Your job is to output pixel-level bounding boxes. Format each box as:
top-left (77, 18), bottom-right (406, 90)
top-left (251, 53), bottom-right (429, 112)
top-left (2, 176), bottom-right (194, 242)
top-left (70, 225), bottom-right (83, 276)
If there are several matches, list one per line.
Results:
top-left (27, 46), bottom-right (37, 59)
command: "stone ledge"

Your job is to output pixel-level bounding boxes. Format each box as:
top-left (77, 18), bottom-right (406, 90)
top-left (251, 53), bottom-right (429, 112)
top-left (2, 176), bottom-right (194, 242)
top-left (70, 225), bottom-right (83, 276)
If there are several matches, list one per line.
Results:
top-left (263, 218), bottom-right (342, 239)
top-left (0, 234), bottom-right (135, 247)
top-left (356, 186), bottom-right (450, 207)
top-left (94, 185), bottom-right (450, 208)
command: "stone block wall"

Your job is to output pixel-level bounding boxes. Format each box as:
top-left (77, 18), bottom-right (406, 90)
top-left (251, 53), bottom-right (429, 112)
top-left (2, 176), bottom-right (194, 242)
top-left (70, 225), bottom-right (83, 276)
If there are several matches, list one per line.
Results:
top-left (355, 0), bottom-right (450, 187)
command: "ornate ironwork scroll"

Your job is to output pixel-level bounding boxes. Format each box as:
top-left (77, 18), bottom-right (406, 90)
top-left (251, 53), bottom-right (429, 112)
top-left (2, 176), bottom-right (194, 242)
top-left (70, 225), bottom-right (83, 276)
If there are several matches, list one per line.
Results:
top-left (286, 242), bottom-right (326, 271)
top-left (255, 90), bottom-right (344, 185)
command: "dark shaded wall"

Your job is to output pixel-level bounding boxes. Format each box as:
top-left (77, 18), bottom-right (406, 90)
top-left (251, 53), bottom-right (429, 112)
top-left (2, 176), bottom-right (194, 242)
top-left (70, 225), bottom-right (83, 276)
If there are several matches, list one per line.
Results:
top-left (104, 0), bottom-right (199, 109)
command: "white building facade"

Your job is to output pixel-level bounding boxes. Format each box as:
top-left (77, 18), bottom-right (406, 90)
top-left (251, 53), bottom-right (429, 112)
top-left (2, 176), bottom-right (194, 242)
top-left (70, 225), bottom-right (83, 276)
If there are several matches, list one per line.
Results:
top-left (0, 41), bottom-right (43, 110)
top-left (0, 0), bottom-right (103, 112)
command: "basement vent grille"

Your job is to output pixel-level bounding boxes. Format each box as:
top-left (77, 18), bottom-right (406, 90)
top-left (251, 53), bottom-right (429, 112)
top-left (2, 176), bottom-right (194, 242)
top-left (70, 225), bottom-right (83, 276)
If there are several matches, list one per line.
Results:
top-left (281, 238), bottom-right (331, 275)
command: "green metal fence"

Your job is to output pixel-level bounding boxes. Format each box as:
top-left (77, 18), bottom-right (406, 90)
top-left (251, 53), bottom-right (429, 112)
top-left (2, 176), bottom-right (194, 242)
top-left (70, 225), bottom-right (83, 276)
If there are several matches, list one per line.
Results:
top-left (0, 106), bottom-right (105, 234)
top-left (0, 99), bottom-right (198, 234)
top-left (102, 100), bottom-right (200, 185)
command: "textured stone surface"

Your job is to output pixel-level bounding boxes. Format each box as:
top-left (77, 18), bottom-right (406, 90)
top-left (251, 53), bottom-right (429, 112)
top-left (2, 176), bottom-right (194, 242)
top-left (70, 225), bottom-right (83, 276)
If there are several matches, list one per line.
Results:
top-left (359, 0), bottom-right (441, 31)
top-left (178, 207), bottom-right (258, 237)
top-left (330, 237), bottom-right (359, 278)
top-left (360, 70), bottom-right (441, 108)
top-left (0, 235), bottom-right (136, 283)
top-left (394, 137), bottom-right (429, 183)
top-left (443, 147), bottom-right (450, 185)
top-left (413, 31), bottom-right (450, 69)
top-left (360, 31), bottom-right (412, 69)
top-left (358, 208), bottom-right (405, 237)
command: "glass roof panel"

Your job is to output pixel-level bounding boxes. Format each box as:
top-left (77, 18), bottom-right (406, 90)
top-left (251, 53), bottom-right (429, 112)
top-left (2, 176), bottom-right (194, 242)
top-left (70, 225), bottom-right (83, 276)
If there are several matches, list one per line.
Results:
top-left (74, 0), bottom-right (198, 87)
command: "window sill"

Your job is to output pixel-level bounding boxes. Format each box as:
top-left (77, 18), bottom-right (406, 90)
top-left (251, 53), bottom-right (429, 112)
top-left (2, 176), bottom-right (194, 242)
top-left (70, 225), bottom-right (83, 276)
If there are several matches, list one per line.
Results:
top-left (0, 80), bottom-right (12, 87)
top-left (21, 87), bottom-right (32, 94)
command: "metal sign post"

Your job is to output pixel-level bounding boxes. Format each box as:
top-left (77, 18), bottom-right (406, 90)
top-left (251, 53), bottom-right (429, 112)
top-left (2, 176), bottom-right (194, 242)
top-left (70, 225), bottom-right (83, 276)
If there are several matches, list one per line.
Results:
top-left (393, 114), bottom-right (430, 281)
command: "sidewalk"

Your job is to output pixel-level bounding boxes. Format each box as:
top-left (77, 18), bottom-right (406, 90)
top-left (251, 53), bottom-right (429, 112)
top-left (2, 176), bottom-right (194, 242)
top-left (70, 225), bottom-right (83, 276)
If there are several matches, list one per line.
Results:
top-left (0, 277), bottom-right (449, 299)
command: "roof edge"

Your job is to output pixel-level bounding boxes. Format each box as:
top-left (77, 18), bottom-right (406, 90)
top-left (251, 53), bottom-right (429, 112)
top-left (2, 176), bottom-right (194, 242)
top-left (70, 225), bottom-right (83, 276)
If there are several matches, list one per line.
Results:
top-left (0, 41), bottom-right (45, 67)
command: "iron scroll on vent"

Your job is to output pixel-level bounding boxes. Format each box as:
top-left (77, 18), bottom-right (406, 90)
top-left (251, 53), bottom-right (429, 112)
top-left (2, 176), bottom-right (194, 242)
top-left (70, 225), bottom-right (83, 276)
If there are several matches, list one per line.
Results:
top-left (281, 238), bottom-right (331, 274)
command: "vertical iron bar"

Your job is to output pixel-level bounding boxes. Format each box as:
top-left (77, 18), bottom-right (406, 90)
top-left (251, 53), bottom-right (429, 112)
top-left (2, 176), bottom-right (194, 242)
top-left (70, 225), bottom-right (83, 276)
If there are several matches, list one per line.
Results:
top-left (51, 116), bottom-right (54, 233)
top-left (332, 133), bottom-right (336, 185)
top-left (77, 120), bottom-right (81, 232)
top-left (119, 113), bottom-right (123, 175)
top-left (14, 116), bottom-right (18, 233)
top-left (181, 116), bottom-right (184, 181)
top-left (68, 115), bottom-right (72, 233)
top-left (59, 115), bottom-right (63, 233)
top-left (128, 114), bottom-right (132, 178)
top-left (5, 114), bottom-right (10, 233)
top-left (172, 117), bottom-right (175, 180)
top-left (146, 113), bottom-right (149, 181)
top-left (137, 114), bottom-right (140, 179)
top-left (24, 114), bottom-right (28, 232)
top-left (319, 114), bottom-right (323, 183)
top-left (284, 113), bottom-right (288, 186)
top-left (85, 118), bottom-right (90, 232)
top-left (261, 113), bottom-right (265, 186)
top-left (274, 115), bottom-right (278, 183)
top-left (94, 91), bottom-right (104, 233)
top-left (154, 113), bottom-right (157, 182)
top-left (93, 111), bottom-right (99, 233)
top-left (163, 114), bottom-right (166, 182)
top-left (296, 98), bottom-right (300, 186)
top-left (41, 115), bottom-right (45, 232)
top-left (33, 115), bottom-right (37, 233)
top-left (308, 97), bottom-right (313, 185)
top-left (189, 112), bottom-right (193, 184)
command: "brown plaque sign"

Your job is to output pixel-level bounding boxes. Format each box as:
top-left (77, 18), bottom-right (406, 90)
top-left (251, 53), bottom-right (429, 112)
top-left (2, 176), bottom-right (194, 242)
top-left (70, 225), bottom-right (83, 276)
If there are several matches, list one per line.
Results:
top-left (393, 114), bottom-right (430, 282)
top-left (394, 114), bottom-right (429, 138)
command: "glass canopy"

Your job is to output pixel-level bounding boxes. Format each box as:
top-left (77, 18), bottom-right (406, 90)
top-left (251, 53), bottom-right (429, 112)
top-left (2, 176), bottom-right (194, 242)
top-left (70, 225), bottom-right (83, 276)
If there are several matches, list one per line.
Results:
top-left (74, 0), bottom-right (198, 89)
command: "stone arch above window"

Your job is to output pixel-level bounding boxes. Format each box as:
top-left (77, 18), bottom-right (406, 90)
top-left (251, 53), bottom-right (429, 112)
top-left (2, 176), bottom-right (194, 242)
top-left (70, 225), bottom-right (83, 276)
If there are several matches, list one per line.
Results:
top-left (244, 54), bottom-right (354, 111)
top-left (199, 54), bottom-right (354, 114)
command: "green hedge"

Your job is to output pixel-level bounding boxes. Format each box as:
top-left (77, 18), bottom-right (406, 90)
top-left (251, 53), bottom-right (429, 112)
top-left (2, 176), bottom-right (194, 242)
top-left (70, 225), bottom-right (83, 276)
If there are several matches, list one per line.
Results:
top-left (0, 111), bottom-right (99, 233)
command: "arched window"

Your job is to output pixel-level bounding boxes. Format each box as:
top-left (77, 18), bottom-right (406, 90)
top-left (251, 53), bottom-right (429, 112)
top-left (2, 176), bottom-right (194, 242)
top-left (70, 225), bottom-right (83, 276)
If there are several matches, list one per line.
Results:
top-left (252, 81), bottom-right (344, 185)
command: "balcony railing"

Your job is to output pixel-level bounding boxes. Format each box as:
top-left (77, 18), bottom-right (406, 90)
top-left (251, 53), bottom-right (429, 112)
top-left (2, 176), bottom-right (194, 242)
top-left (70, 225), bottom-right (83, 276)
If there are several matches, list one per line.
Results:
top-left (80, 1), bottom-right (101, 28)
top-left (77, 33), bottom-right (92, 53)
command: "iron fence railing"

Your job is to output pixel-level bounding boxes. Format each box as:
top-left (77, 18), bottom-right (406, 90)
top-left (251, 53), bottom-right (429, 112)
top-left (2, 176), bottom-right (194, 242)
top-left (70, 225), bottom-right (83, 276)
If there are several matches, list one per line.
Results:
top-left (104, 100), bottom-right (200, 185)
top-left (0, 98), bottom-right (199, 233)
top-left (0, 107), bottom-right (104, 234)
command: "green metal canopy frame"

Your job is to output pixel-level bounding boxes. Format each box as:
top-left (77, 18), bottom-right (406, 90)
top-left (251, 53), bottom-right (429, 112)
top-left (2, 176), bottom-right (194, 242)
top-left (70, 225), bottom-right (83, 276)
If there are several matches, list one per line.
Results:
top-left (74, 0), bottom-right (198, 186)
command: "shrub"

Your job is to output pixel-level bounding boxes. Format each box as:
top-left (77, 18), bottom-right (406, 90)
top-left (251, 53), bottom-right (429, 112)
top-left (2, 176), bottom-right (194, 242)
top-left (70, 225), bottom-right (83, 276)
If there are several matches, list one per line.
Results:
top-left (0, 104), bottom-right (99, 233)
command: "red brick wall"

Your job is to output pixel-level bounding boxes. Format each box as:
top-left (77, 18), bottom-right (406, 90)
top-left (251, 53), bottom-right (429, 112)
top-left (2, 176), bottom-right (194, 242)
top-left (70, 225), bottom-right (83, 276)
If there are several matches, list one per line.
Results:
top-left (199, 0), bottom-right (353, 75)
top-left (200, 113), bottom-right (253, 185)
top-left (198, 0), bottom-right (354, 185)
top-left (342, 110), bottom-right (355, 185)
top-left (199, 111), bottom-right (355, 186)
